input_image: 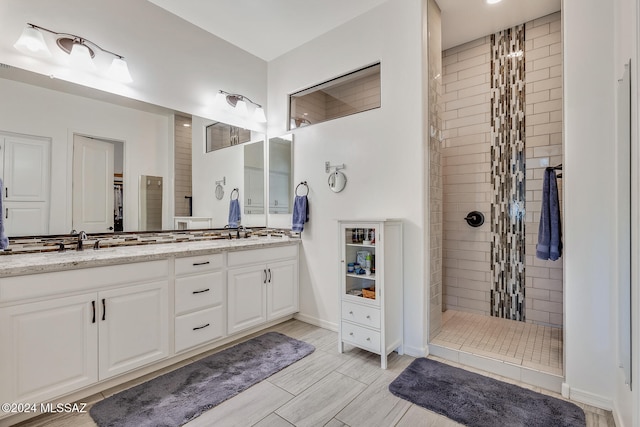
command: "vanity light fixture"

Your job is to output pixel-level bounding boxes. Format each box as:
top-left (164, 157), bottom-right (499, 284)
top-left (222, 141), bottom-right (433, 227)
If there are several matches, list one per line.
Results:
top-left (485, 0), bottom-right (503, 4)
top-left (13, 23), bottom-right (133, 83)
top-left (215, 90), bottom-right (267, 123)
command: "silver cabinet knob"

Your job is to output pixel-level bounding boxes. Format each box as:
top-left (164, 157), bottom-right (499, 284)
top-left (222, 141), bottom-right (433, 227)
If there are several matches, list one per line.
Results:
top-left (366, 337), bottom-right (371, 341)
top-left (349, 332), bottom-right (354, 336)
top-left (366, 315), bottom-right (370, 319)
top-left (349, 311), bottom-right (353, 315)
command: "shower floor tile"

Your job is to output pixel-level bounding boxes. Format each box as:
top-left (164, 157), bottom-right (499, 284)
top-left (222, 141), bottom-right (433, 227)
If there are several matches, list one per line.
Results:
top-left (431, 310), bottom-right (563, 376)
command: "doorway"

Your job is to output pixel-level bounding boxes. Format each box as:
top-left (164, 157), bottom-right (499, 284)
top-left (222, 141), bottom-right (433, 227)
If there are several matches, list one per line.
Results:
top-left (72, 134), bottom-right (124, 233)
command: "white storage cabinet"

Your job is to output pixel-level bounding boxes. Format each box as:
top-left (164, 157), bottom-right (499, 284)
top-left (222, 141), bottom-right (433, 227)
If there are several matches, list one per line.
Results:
top-left (338, 220), bottom-right (403, 368)
top-left (0, 261), bottom-right (169, 404)
top-left (227, 245), bottom-right (298, 334)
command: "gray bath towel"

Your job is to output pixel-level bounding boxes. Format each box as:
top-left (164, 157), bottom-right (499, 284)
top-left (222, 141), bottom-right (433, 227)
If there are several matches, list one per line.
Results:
top-left (291, 195), bottom-right (309, 232)
top-left (0, 178), bottom-right (8, 250)
top-left (536, 168), bottom-right (562, 260)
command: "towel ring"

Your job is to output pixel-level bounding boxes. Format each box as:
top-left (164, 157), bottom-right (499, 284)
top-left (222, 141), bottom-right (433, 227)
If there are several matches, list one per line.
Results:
top-left (295, 181), bottom-right (309, 196)
top-left (230, 188), bottom-right (239, 200)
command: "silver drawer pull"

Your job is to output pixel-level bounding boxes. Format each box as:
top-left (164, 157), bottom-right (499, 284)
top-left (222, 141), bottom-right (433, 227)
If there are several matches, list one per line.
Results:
top-left (349, 311), bottom-right (353, 315)
top-left (193, 323), bottom-right (210, 331)
top-left (192, 261), bottom-right (210, 266)
top-left (192, 288), bottom-right (210, 294)
top-left (349, 332), bottom-right (354, 336)
top-left (366, 337), bottom-right (371, 341)
top-left (366, 315), bottom-right (371, 319)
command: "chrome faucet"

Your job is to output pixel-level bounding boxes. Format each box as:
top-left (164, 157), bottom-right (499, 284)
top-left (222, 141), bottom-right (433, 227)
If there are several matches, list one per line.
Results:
top-left (77, 231), bottom-right (87, 251)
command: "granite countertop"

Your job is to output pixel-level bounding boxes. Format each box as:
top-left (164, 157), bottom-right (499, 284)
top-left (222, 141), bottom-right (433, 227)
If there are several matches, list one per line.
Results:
top-left (0, 235), bottom-right (300, 278)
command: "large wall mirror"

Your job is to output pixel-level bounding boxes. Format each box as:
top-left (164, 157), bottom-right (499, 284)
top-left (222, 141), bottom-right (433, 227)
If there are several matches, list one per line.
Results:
top-left (0, 65), bottom-right (270, 236)
top-left (268, 134), bottom-right (293, 214)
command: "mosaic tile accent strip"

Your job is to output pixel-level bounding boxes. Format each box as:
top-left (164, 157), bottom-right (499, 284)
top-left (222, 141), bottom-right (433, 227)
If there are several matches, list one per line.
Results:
top-left (1, 228), bottom-right (297, 255)
top-left (489, 25), bottom-right (526, 321)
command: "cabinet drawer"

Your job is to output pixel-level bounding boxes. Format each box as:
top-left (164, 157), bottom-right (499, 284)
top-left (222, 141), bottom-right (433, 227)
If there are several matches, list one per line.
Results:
top-left (175, 306), bottom-right (225, 353)
top-left (227, 245), bottom-right (297, 267)
top-left (342, 301), bottom-right (380, 329)
top-left (342, 322), bottom-right (381, 354)
top-left (175, 254), bottom-right (223, 276)
top-left (175, 272), bottom-right (224, 315)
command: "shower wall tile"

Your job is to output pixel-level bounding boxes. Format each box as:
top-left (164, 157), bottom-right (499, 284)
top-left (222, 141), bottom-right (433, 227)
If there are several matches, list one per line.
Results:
top-left (441, 11), bottom-right (563, 327)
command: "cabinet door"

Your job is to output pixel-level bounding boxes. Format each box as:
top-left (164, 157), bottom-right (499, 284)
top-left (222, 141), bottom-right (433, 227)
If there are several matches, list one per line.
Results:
top-left (3, 201), bottom-right (49, 235)
top-left (98, 280), bottom-right (168, 379)
top-left (227, 265), bottom-right (267, 334)
top-left (2, 135), bottom-right (50, 202)
top-left (0, 294), bottom-right (98, 404)
top-left (267, 259), bottom-right (298, 320)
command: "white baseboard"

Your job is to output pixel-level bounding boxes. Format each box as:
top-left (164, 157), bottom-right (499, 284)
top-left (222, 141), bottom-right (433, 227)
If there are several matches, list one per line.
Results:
top-left (402, 344), bottom-right (427, 358)
top-left (293, 313), bottom-right (338, 332)
top-left (566, 385), bottom-right (614, 411)
top-left (612, 400), bottom-right (626, 427)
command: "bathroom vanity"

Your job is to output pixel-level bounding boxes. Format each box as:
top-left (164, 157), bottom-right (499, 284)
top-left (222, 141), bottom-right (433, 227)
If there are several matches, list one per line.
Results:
top-left (0, 235), bottom-right (299, 424)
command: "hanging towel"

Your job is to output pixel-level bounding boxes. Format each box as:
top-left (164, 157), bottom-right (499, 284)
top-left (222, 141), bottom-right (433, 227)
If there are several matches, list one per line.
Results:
top-left (292, 195), bottom-right (309, 233)
top-left (536, 168), bottom-right (562, 260)
top-left (0, 178), bottom-right (8, 250)
top-left (228, 199), bottom-right (241, 228)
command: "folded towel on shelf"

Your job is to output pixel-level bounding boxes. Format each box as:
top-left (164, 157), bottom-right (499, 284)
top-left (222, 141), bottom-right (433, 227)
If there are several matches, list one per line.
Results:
top-left (292, 195), bottom-right (309, 233)
top-left (0, 178), bottom-right (8, 250)
top-left (228, 198), bottom-right (241, 228)
top-left (536, 168), bottom-right (562, 260)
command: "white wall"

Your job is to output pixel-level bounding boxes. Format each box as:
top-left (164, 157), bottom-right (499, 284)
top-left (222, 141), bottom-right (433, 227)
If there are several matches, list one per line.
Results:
top-left (0, 78), bottom-right (172, 234)
top-left (563, 0), bottom-right (621, 414)
top-left (267, 0), bottom-right (426, 354)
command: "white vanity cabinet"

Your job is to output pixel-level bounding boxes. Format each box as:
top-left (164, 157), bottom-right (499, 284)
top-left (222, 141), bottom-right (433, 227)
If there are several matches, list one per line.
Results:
top-left (0, 133), bottom-right (51, 235)
top-left (338, 220), bottom-right (403, 369)
top-left (174, 254), bottom-right (226, 353)
top-left (227, 245), bottom-right (298, 334)
top-left (0, 260), bottom-right (169, 405)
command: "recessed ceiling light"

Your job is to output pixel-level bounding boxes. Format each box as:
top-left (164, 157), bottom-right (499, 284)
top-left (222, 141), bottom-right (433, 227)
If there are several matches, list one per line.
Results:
top-left (486, 0), bottom-right (502, 4)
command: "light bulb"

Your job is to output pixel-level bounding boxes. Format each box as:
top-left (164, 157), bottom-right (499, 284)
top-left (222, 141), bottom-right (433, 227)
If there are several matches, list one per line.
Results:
top-left (69, 42), bottom-right (96, 71)
top-left (107, 57), bottom-right (133, 83)
top-left (13, 26), bottom-right (51, 57)
top-left (253, 107), bottom-right (267, 123)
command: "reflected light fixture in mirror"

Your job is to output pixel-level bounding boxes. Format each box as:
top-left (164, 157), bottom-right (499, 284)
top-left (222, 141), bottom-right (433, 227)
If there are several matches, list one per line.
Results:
top-left (215, 90), bottom-right (267, 123)
top-left (13, 23), bottom-right (133, 83)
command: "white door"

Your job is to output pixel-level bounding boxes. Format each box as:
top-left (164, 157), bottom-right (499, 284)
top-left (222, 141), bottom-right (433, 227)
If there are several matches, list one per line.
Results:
top-left (227, 265), bottom-right (267, 334)
top-left (0, 294), bottom-right (98, 404)
top-left (2, 135), bottom-right (50, 202)
top-left (73, 135), bottom-right (114, 233)
top-left (267, 260), bottom-right (298, 320)
top-left (98, 281), bottom-right (168, 380)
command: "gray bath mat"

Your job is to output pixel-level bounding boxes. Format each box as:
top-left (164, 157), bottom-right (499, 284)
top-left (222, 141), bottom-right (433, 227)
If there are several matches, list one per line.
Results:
top-left (389, 358), bottom-right (585, 427)
top-left (90, 331), bottom-right (314, 427)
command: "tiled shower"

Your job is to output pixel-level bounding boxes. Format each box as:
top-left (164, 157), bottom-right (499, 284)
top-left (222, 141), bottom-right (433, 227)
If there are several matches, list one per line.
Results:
top-left (428, 6), bottom-right (564, 372)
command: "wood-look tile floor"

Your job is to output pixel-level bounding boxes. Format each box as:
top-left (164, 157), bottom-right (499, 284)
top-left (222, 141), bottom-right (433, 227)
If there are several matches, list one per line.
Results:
top-left (14, 319), bottom-right (613, 427)
top-left (431, 310), bottom-right (564, 376)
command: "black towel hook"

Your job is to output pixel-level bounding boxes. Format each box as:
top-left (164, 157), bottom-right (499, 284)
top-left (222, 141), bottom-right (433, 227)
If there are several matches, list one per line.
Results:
top-left (295, 181), bottom-right (309, 196)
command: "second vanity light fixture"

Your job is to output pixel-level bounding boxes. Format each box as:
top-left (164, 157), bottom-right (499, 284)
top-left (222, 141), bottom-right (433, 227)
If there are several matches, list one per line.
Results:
top-left (13, 23), bottom-right (133, 83)
top-left (215, 90), bottom-right (267, 123)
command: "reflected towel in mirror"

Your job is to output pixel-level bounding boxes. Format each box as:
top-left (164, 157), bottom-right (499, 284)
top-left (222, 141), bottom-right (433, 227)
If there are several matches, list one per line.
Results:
top-left (228, 198), bottom-right (241, 228)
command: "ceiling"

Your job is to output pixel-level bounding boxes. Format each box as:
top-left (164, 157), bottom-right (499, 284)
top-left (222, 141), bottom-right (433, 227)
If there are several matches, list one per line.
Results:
top-left (149, 0), bottom-right (562, 59)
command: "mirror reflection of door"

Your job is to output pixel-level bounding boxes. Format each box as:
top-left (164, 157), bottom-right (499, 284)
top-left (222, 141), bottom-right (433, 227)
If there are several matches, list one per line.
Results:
top-left (72, 135), bottom-right (123, 233)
